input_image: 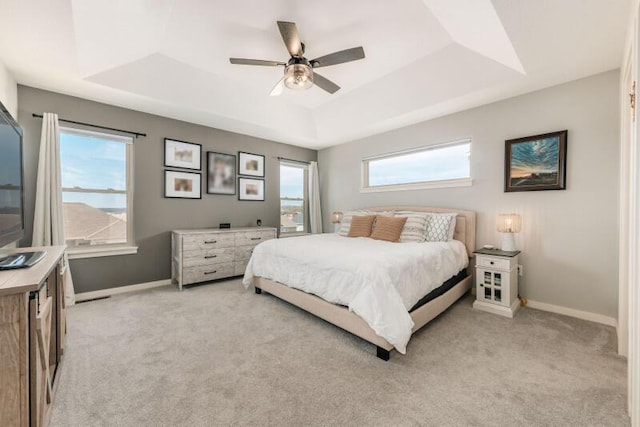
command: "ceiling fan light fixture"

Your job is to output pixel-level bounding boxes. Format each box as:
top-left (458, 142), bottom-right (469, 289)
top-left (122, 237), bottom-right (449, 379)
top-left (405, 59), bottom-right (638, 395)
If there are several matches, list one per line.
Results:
top-left (284, 63), bottom-right (313, 90)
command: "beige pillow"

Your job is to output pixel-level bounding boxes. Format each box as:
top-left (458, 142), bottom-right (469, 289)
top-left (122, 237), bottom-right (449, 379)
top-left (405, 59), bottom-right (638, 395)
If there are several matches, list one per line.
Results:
top-left (370, 216), bottom-right (408, 242)
top-left (347, 215), bottom-right (376, 237)
top-left (338, 210), bottom-right (394, 236)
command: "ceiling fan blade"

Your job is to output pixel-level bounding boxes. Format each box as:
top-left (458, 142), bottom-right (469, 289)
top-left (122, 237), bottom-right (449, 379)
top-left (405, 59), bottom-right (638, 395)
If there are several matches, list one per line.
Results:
top-left (277, 21), bottom-right (303, 57)
top-left (311, 47), bottom-right (365, 68)
top-left (313, 73), bottom-right (340, 94)
top-left (230, 58), bottom-right (285, 66)
top-left (270, 77), bottom-right (285, 97)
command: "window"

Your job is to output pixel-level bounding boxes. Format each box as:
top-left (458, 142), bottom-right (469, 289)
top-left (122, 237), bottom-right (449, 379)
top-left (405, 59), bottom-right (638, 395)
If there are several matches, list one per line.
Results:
top-left (361, 139), bottom-right (472, 192)
top-left (59, 127), bottom-right (136, 257)
top-left (279, 162), bottom-right (309, 235)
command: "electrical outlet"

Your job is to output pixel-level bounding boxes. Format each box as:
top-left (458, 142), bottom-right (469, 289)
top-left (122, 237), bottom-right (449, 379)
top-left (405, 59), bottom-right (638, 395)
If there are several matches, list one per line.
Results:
top-left (518, 265), bottom-right (523, 276)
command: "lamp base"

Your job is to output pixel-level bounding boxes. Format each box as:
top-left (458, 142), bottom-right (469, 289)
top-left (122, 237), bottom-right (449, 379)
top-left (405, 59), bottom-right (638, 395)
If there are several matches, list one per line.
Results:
top-left (501, 233), bottom-right (517, 252)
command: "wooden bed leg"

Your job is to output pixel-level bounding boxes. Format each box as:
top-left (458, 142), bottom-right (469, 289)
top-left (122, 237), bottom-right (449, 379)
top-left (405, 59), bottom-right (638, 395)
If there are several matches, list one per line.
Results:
top-left (376, 346), bottom-right (390, 361)
top-left (254, 287), bottom-right (262, 294)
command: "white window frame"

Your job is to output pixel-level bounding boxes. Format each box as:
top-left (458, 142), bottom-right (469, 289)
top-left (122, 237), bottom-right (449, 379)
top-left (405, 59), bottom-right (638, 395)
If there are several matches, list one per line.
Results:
top-left (59, 126), bottom-right (137, 259)
top-left (279, 161), bottom-right (309, 237)
top-left (361, 138), bottom-right (473, 193)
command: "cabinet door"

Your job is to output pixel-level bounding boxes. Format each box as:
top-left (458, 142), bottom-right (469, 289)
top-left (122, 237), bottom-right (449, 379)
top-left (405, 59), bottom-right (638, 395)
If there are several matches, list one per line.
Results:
top-left (30, 295), bottom-right (53, 427)
top-left (476, 269), bottom-right (504, 305)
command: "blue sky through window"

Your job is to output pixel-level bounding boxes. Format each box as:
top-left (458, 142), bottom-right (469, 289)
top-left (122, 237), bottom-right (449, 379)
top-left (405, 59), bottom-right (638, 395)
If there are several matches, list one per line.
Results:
top-left (60, 131), bottom-right (127, 209)
top-left (280, 165), bottom-right (304, 199)
top-left (368, 142), bottom-right (470, 186)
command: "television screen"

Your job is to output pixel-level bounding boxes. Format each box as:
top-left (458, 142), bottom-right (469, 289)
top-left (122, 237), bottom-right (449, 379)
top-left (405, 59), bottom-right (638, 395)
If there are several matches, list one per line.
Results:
top-left (0, 103), bottom-right (24, 247)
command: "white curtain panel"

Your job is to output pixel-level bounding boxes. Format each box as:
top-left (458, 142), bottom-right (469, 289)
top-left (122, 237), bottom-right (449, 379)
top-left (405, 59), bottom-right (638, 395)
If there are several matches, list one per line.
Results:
top-left (309, 161), bottom-right (323, 234)
top-left (32, 113), bottom-right (75, 306)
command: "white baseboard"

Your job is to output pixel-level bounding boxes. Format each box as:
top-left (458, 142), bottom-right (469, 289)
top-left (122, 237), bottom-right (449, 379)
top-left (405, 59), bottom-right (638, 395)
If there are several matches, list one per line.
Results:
top-left (526, 299), bottom-right (618, 327)
top-left (75, 279), bottom-right (172, 302)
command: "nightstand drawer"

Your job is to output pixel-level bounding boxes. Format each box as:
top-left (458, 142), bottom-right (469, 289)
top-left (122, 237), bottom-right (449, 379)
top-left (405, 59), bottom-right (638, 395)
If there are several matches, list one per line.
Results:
top-left (476, 256), bottom-right (513, 270)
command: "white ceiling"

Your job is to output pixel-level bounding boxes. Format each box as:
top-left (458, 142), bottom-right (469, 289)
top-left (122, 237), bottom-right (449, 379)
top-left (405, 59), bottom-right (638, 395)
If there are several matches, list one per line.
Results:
top-left (0, 0), bottom-right (629, 149)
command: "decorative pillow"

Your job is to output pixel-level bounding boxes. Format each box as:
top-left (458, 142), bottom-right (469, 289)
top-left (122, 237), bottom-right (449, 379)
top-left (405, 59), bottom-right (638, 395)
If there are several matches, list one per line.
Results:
top-left (395, 211), bottom-right (430, 243)
top-left (347, 215), bottom-right (376, 238)
top-left (338, 210), bottom-right (394, 236)
top-left (425, 213), bottom-right (458, 242)
top-left (370, 216), bottom-right (407, 242)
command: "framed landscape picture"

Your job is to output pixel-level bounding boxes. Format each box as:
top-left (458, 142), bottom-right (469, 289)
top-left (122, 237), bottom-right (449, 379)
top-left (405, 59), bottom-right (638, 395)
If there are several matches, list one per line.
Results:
top-left (238, 151), bottom-right (265, 177)
top-left (164, 170), bottom-right (201, 199)
top-left (164, 138), bottom-right (201, 170)
top-left (238, 177), bottom-right (265, 201)
top-left (207, 152), bottom-right (236, 195)
top-left (505, 130), bottom-right (567, 192)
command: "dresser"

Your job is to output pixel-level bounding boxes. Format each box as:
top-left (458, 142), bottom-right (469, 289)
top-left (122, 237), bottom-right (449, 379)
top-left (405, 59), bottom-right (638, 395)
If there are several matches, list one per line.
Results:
top-left (0, 246), bottom-right (67, 427)
top-left (171, 227), bottom-right (277, 290)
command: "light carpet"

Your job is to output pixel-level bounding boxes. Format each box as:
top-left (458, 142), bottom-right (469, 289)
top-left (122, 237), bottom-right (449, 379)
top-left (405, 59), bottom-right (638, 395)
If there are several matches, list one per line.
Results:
top-left (50, 279), bottom-right (628, 426)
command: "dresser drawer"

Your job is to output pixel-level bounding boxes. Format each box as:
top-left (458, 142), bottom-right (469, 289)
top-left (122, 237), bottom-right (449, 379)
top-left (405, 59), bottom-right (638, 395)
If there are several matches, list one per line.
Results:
top-left (234, 245), bottom-right (257, 262)
top-left (234, 261), bottom-right (248, 276)
top-left (182, 263), bottom-right (235, 285)
top-left (183, 247), bottom-right (235, 267)
top-left (476, 256), bottom-right (514, 270)
top-left (235, 230), bottom-right (275, 247)
top-left (182, 233), bottom-right (235, 251)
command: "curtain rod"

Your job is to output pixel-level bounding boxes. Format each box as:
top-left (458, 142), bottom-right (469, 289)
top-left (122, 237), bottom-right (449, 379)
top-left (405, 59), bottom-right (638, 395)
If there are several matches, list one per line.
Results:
top-left (32, 113), bottom-right (147, 138)
top-left (277, 156), bottom-right (311, 165)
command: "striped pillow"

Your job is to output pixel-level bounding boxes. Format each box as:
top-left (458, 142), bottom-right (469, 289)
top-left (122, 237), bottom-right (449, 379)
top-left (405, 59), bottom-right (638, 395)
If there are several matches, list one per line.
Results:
top-left (395, 211), bottom-right (430, 243)
top-left (347, 215), bottom-right (376, 237)
top-left (425, 213), bottom-right (458, 242)
top-left (338, 210), bottom-right (394, 236)
top-left (370, 216), bottom-right (407, 242)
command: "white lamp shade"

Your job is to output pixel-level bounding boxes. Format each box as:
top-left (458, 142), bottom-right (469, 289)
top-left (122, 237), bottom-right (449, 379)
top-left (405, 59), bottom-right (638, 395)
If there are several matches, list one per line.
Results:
top-left (496, 213), bottom-right (522, 233)
top-left (331, 211), bottom-right (343, 224)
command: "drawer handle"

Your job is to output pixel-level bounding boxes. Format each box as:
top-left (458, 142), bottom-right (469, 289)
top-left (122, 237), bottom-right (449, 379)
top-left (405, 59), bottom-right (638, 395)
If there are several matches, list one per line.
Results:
top-left (204, 240), bottom-right (217, 244)
top-left (489, 261), bottom-right (494, 265)
top-left (204, 270), bottom-right (217, 275)
top-left (204, 255), bottom-right (217, 259)
top-left (250, 237), bottom-right (262, 241)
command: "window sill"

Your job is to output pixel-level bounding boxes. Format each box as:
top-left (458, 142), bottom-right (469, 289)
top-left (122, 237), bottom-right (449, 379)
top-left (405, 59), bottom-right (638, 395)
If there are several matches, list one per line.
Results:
top-left (67, 246), bottom-right (139, 260)
top-left (279, 232), bottom-right (311, 238)
top-left (360, 178), bottom-right (472, 193)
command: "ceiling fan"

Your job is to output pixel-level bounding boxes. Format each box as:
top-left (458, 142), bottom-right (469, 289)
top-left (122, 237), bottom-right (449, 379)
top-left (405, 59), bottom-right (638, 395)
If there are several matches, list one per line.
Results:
top-left (230, 21), bottom-right (365, 96)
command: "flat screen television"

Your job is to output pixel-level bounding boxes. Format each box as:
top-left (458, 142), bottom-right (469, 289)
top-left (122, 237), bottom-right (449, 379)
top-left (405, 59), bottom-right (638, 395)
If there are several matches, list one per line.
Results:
top-left (0, 101), bottom-right (24, 248)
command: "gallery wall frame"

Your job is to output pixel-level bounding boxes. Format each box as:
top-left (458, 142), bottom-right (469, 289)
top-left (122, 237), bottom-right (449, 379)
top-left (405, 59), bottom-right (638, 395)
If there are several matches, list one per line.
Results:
top-left (505, 130), bottom-right (568, 192)
top-left (207, 151), bottom-right (236, 195)
top-left (164, 170), bottom-right (202, 199)
top-left (164, 138), bottom-right (202, 170)
top-left (238, 151), bottom-right (265, 177)
top-left (238, 177), bottom-right (265, 201)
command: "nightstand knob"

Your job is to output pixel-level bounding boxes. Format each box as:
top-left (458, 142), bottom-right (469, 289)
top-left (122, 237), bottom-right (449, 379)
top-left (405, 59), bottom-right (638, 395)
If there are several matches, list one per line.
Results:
top-left (490, 261), bottom-right (494, 265)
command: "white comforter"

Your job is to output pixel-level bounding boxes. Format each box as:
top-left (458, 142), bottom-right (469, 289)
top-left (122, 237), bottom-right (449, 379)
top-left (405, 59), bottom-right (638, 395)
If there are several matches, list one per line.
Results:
top-left (242, 234), bottom-right (468, 354)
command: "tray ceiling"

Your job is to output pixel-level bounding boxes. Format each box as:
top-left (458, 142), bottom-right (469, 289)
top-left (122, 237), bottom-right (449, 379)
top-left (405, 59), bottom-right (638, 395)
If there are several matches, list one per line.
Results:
top-left (0, 0), bottom-right (629, 148)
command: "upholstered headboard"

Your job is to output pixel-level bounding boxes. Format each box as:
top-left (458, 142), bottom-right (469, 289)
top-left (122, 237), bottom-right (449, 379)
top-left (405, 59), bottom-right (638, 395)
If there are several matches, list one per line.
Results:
top-left (364, 206), bottom-right (477, 256)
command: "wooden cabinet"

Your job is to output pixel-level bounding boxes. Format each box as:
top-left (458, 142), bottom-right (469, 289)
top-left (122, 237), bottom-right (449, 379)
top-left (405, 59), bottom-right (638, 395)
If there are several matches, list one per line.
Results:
top-left (0, 246), bottom-right (66, 427)
top-left (472, 249), bottom-right (520, 318)
top-left (171, 227), bottom-right (277, 290)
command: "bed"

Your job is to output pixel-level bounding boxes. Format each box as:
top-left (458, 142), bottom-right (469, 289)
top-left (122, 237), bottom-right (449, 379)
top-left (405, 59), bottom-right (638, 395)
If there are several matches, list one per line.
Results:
top-left (243, 206), bottom-right (476, 360)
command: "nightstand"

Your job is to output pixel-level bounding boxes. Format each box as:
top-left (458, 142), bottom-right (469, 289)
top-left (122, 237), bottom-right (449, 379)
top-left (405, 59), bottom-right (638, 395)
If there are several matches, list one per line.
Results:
top-left (472, 248), bottom-right (521, 318)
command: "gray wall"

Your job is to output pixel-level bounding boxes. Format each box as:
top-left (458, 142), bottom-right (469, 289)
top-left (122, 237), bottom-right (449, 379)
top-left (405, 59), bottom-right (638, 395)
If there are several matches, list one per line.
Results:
top-left (18, 86), bottom-right (316, 293)
top-left (319, 70), bottom-right (620, 319)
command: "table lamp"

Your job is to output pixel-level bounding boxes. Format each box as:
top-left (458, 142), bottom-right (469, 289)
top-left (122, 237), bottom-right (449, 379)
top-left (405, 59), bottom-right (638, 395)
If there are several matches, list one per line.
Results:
top-left (496, 213), bottom-right (521, 252)
top-left (331, 211), bottom-right (343, 233)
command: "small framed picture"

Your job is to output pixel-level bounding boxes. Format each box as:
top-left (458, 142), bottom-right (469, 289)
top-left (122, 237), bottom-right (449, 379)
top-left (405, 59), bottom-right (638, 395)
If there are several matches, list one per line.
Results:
top-left (505, 130), bottom-right (568, 192)
top-left (164, 170), bottom-right (202, 199)
top-left (207, 152), bottom-right (236, 195)
top-left (238, 151), bottom-right (265, 177)
top-left (238, 177), bottom-right (265, 201)
top-left (164, 138), bottom-right (201, 170)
